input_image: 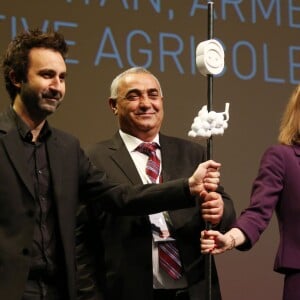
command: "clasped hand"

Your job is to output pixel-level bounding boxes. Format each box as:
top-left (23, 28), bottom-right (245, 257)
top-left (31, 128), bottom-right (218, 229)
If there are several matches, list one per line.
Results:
top-left (188, 160), bottom-right (224, 225)
top-left (200, 230), bottom-right (230, 254)
top-left (188, 159), bottom-right (220, 194)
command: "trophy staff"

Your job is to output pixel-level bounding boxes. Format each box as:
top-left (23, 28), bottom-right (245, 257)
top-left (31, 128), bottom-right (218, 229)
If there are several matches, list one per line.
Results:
top-left (188, 2), bottom-right (229, 299)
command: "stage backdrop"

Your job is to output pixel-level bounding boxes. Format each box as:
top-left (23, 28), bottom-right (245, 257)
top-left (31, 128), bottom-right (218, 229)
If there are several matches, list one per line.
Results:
top-left (1, 1), bottom-right (299, 299)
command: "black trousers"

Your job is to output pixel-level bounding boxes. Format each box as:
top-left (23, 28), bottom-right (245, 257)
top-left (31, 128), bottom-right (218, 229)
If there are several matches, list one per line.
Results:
top-left (153, 288), bottom-right (189, 300)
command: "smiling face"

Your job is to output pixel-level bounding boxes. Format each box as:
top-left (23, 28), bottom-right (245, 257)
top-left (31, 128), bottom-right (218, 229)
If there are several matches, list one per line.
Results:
top-left (13, 47), bottom-right (67, 123)
top-left (110, 72), bottom-right (164, 141)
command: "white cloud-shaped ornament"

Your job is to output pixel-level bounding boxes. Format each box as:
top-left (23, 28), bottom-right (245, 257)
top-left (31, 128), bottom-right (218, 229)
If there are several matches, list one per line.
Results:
top-left (188, 103), bottom-right (230, 138)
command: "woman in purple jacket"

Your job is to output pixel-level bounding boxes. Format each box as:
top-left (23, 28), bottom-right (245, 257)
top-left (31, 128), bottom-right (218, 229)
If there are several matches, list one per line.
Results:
top-left (201, 85), bottom-right (300, 300)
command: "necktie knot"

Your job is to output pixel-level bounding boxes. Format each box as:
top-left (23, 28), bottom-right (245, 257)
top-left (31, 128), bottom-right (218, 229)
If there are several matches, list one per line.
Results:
top-left (136, 142), bottom-right (159, 156)
top-left (136, 142), bottom-right (160, 183)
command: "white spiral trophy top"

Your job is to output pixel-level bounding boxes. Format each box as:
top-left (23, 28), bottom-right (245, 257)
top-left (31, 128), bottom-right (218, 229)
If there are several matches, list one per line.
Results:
top-left (195, 39), bottom-right (225, 76)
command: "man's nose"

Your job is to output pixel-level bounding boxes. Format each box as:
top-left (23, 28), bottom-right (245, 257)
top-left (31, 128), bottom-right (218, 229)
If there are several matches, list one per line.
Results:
top-left (139, 94), bottom-right (152, 105)
top-left (50, 76), bottom-right (63, 90)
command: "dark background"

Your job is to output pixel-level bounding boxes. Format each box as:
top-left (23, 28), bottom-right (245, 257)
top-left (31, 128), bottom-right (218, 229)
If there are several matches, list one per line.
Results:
top-left (1, 1), bottom-right (298, 299)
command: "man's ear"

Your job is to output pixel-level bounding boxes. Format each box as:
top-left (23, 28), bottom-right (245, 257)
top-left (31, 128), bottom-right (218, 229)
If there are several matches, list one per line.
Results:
top-left (9, 70), bottom-right (21, 88)
top-left (109, 98), bottom-right (118, 115)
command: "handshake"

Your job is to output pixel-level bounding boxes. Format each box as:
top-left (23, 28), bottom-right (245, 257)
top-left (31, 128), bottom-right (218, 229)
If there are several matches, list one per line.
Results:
top-left (190, 160), bottom-right (243, 252)
top-left (189, 160), bottom-right (224, 226)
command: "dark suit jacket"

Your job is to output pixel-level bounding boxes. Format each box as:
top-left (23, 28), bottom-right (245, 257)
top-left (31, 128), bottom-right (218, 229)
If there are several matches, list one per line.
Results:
top-left (0, 109), bottom-right (196, 300)
top-left (235, 144), bottom-right (300, 274)
top-left (85, 132), bottom-right (236, 300)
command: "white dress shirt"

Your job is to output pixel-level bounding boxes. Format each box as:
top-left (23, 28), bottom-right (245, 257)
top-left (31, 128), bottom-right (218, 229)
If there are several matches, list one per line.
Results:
top-left (119, 130), bottom-right (187, 289)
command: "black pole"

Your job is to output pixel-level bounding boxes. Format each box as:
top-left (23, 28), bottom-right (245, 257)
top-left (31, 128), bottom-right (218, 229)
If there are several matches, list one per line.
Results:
top-left (205, 2), bottom-right (214, 300)
top-left (207, 1), bottom-right (214, 160)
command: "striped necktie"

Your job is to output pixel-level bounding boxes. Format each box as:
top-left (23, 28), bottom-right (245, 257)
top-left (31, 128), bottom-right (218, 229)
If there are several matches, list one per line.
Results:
top-left (136, 142), bottom-right (161, 183)
top-left (136, 142), bottom-right (183, 280)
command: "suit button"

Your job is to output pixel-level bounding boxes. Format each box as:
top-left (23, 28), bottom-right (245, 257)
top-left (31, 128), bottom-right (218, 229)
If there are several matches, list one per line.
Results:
top-left (22, 248), bottom-right (30, 256)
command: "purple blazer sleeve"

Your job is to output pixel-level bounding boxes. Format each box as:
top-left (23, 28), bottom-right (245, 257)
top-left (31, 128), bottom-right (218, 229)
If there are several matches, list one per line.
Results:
top-left (234, 144), bottom-right (300, 273)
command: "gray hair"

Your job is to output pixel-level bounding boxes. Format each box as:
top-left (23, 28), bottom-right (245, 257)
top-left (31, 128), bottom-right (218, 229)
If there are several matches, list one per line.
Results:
top-left (110, 67), bottom-right (163, 99)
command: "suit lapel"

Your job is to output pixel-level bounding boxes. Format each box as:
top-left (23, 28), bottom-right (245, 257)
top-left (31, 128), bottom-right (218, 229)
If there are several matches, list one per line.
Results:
top-left (0, 109), bottom-right (36, 198)
top-left (110, 133), bottom-right (143, 184)
top-left (2, 129), bottom-right (35, 198)
top-left (159, 134), bottom-right (173, 182)
top-left (159, 134), bottom-right (197, 229)
top-left (1, 122), bottom-right (64, 206)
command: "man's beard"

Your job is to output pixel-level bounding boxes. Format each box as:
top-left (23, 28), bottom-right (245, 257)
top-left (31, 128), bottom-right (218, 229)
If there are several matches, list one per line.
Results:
top-left (20, 83), bottom-right (62, 119)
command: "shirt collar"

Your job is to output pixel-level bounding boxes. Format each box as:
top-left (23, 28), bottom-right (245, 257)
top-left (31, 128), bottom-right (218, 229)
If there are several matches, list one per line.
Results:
top-left (119, 129), bottom-right (160, 153)
top-left (10, 107), bottom-right (52, 142)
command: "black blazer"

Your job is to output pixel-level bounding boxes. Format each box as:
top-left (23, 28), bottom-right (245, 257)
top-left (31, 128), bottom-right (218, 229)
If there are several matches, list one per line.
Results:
top-left (0, 109), bottom-right (196, 300)
top-left (85, 132), bottom-right (236, 300)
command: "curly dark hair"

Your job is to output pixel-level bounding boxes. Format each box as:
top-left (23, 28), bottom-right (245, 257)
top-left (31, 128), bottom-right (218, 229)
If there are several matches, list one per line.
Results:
top-left (1, 28), bottom-right (68, 101)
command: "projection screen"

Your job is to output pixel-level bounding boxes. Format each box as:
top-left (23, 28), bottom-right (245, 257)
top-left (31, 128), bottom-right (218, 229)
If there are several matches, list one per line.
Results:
top-left (1, 1), bottom-right (299, 299)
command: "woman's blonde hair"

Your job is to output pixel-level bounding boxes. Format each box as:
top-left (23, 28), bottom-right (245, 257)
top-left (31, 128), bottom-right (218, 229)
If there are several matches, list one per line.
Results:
top-left (278, 85), bottom-right (300, 145)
